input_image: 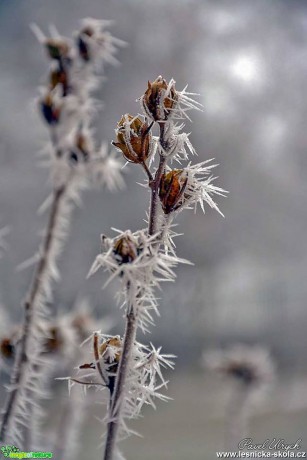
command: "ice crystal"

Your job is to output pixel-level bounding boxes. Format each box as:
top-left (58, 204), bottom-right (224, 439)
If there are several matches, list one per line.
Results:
top-left (89, 229), bottom-right (190, 333)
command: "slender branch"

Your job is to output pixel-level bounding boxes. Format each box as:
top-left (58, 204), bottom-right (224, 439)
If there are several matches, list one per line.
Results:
top-left (225, 384), bottom-right (250, 450)
top-left (141, 161), bottom-right (153, 182)
top-left (53, 385), bottom-right (87, 460)
top-left (148, 123), bottom-right (168, 236)
top-left (103, 309), bottom-right (136, 460)
top-left (0, 185), bottom-right (67, 442)
top-left (103, 123), bottom-right (169, 460)
top-left (69, 378), bottom-right (106, 387)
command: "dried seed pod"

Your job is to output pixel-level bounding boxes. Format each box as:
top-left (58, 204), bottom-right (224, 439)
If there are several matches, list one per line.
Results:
top-left (159, 169), bottom-right (188, 214)
top-left (45, 38), bottom-right (70, 61)
top-left (141, 76), bottom-right (177, 121)
top-left (226, 363), bottom-right (255, 385)
top-left (69, 133), bottom-right (90, 164)
top-left (99, 336), bottom-right (122, 363)
top-left (50, 67), bottom-right (69, 95)
top-left (0, 337), bottom-right (15, 359)
top-left (113, 234), bottom-right (140, 265)
top-left (113, 114), bottom-right (152, 164)
top-left (40, 92), bottom-right (61, 125)
top-left (44, 326), bottom-right (63, 353)
top-left (77, 26), bottom-right (94, 61)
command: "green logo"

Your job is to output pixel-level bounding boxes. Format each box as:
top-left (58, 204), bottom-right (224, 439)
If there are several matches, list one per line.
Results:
top-left (1, 446), bottom-right (53, 459)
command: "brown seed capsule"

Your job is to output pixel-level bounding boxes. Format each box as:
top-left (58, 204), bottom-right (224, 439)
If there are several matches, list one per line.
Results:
top-left (113, 114), bottom-right (152, 164)
top-left (142, 76), bottom-right (178, 121)
top-left (0, 337), bottom-right (14, 359)
top-left (45, 326), bottom-right (63, 353)
top-left (69, 133), bottom-right (90, 164)
top-left (226, 363), bottom-right (255, 385)
top-left (159, 169), bottom-right (188, 214)
top-left (50, 67), bottom-right (69, 95)
top-left (45, 39), bottom-right (70, 61)
top-left (113, 234), bottom-right (139, 265)
top-left (77, 27), bottom-right (94, 62)
top-left (40, 93), bottom-right (61, 125)
top-left (99, 337), bottom-right (122, 362)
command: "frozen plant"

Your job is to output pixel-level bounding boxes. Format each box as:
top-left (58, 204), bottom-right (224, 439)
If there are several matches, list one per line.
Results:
top-left (66, 76), bottom-right (226, 460)
top-left (204, 344), bottom-right (275, 450)
top-left (0, 19), bottom-right (125, 447)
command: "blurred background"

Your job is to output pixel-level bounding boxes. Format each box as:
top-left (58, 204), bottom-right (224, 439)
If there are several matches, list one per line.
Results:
top-left (0, 0), bottom-right (307, 458)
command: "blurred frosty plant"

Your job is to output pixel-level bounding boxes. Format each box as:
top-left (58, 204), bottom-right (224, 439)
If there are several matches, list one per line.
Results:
top-left (204, 344), bottom-right (275, 450)
top-left (0, 19), bottom-right (125, 447)
top-left (204, 344), bottom-right (275, 387)
top-left (65, 76), bottom-right (226, 460)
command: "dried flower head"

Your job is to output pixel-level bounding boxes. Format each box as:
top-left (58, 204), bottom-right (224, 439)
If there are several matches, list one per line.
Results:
top-left (77, 26), bottom-right (94, 62)
top-left (44, 326), bottom-right (64, 354)
top-left (159, 169), bottom-right (188, 214)
top-left (113, 114), bottom-right (152, 164)
top-left (45, 38), bottom-right (70, 61)
top-left (88, 229), bottom-right (189, 332)
top-left (49, 66), bottom-right (69, 96)
top-left (112, 233), bottom-right (140, 265)
top-left (0, 338), bottom-right (15, 359)
top-left (140, 75), bottom-right (202, 122)
top-left (141, 76), bottom-right (177, 122)
top-left (204, 344), bottom-right (275, 387)
top-left (40, 91), bottom-right (62, 125)
top-left (76, 18), bottom-right (126, 66)
top-left (99, 336), bottom-right (122, 364)
top-left (68, 132), bottom-right (90, 164)
top-left (79, 336), bottom-right (122, 375)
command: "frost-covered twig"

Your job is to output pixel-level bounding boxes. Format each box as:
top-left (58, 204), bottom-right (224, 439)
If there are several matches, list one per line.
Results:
top-left (0, 19), bottom-right (125, 446)
top-left (52, 386), bottom-right (86, 460)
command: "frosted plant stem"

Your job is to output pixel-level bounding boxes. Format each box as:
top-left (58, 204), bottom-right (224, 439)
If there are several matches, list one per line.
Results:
top-left (103, 123), bottom-right (169, 460)
top-left (225, 384), bottom-right (250, 451)
top-left (148, 124), bottom-right (167, 236)
top-left (103, 309), bottom-right (137, 460)
top-left (53, 385), bottom-right (85, 460)
top-left (0, 185), bottom-right (66, 443)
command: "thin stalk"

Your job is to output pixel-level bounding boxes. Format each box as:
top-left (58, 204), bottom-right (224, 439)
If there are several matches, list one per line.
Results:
top-left (103, 123), bottom-right (169, 460)
top-left (53, 385), bottom-right (86, 460)
top-left (148, 123), bottom-right (167, 236)
top-left (103, 309), bottom-right (137, 460)
top-left (0, 186), bottom-right (66, 442)
top-left (225, 383), bottom-right (251, 451)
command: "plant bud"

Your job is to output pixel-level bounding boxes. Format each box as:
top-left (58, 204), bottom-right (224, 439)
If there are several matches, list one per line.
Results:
top-left (113, 114), bottom-right (152, 164)
top-left (141, 76), bottom-right (177, 121)
top-left (100, 336), bottom-right (122, 395)
top-left (99, 337), bottom-right (122, 363)
top-left (40, 93), bottom-right (61, 125)
top-left (77, 27), bottom-right (94, 62)
top-left (0, 337), bottom-right (14, 359)
top-left (44, 326), bottom-right (63, 353)
top-left (159, 169), bottom-right (188, 214)
top-left (45, 39), bottom-right (69, 61)
top-left (227, 363), bottom-right (255, 385)
top-left (113, 234), bottom-right (140, 265)
top-left (69, 133), bottom-right (90, 164)
top-left (50, 67), bottom-right (69, 95)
